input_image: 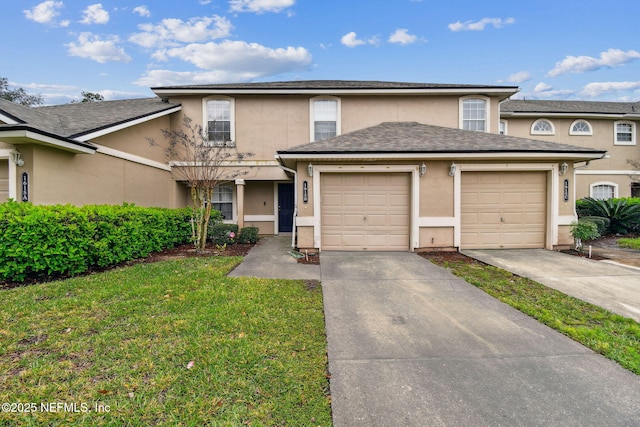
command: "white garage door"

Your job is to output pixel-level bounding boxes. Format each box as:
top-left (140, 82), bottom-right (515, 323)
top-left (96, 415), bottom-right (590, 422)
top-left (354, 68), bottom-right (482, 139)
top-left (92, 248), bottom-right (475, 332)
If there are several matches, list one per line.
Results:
top-left (461, 171), bottom-right (547, 249)
top-left (321, 173), bottom-right (410, 251)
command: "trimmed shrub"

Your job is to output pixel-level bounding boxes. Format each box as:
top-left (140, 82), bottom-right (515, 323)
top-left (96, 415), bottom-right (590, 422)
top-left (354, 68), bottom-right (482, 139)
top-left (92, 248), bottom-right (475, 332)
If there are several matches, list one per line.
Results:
top-left (238, 226), bottom-right (260, 244)
top-left (208, 223), bottom-right (239, 245)
top-left (0, 201), bottom-right (192, 282)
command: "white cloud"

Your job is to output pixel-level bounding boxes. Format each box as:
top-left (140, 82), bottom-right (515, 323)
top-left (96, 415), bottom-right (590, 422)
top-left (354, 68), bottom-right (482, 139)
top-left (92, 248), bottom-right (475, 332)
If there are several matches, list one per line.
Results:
top-left (506, 71), bottom-right (531, 83)
top-left (581, 81), bottom-right (640, 98)
top-left (135, 69), bottom-right (261, 86)
top-left (530, 82), bottom-right (574, 99)
top-left (159, 40), bottom-right (312, 74)
top-left (80, 3), bottom-right (110, 25)
top-left (129, 16), bottom-right (232, 48)
top-left (548, 48), bottom-right (640, 77)
top-left (23, 1), bottom-right (64, 24)
top-left (448, 17), bottom-right (515, 32)
top-left (133, 6), bottom-right (151, 17)
top-left (340, 32), bottom-right (379, 48)
top-left (229, 0), bottom-right (295, 13)
top-left (389, 29), bottom-right (418, 45)
top-left (66, 33), bottom-right (132, 63)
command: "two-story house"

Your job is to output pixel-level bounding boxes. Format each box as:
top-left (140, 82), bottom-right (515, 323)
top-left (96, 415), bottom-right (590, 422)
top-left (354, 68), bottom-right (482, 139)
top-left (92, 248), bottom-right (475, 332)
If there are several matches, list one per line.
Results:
top-left (500, 100), bottom-right (640, 199)
top-left (0, 80), bottom-right (606, 252)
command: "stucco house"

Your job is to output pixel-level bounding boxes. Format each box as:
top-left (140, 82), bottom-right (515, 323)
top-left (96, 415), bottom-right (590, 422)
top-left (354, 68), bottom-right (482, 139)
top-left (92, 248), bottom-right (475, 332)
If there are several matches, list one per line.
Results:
top-left (0, 80), bottom-right (607, 251)
top-left (500, 100), bottom-right (640, 199)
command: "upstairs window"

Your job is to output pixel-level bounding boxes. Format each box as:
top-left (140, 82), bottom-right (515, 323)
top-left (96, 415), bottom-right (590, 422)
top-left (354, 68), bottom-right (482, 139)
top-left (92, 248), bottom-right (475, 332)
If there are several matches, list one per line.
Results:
top-left (614, 121), bottom-right (635, 145)
top-left (531, 119), bottom-right (555, 135)
top-left (461, 98), bottom-right (487, 132)
top-left (499, 120), bottom-right (508, 135)
top-left (310, 97), bottom-right (340, 141)
top-left (204, 97), bottom-right (235, 146)
top-left (570, 119), bottom-right (592, 135)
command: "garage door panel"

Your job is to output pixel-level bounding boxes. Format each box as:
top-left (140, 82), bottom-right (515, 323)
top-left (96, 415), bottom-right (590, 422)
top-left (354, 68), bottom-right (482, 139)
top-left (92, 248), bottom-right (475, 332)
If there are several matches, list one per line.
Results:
top-left (462, 171), bottom-right (546, 249)
top-left (321, 173), bottom-right (410, 251)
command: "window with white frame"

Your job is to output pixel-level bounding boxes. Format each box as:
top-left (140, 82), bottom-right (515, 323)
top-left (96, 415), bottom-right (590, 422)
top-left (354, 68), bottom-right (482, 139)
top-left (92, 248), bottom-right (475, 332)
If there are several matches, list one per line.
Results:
top-left (590, 182), bottom-right (617, 199)
top-left (570, 119), bottom-right (592, 135)
top-left (204, 97), bottom-right (235, 146)
top-left (310, 97), bottom-right (340, 141)
top-left (614, 121), bottom-right (635, 145)
top-left (499, 120), bottom-right (508, 135)
top-left (212, 184), bottom-right (233, 219)
top-left (461, 97), bottom-right (487, 132)
top-left (531, 119), bottom-right (555, 135)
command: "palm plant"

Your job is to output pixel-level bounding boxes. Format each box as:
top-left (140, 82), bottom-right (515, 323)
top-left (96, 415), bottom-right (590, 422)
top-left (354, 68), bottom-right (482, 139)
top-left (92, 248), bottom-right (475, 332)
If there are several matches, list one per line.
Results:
top-left (577, 197), bottom-right (640, 234)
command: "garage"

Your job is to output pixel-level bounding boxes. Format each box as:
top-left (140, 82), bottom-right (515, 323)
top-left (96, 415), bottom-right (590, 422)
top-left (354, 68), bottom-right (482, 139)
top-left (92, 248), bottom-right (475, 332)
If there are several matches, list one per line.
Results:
top-left (321, 173), bottom-right (410, 250)
top-left (0, 160), bottom-right (8, 201)
top-left (461, 171), bottom-right (547, 249)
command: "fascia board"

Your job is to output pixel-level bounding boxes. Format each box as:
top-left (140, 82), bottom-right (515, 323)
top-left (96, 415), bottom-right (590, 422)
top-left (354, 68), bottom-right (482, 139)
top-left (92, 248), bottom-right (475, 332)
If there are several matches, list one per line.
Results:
top-left (1, 129), bottom-right (95, 154)
top-left (276, 152), bottom-right (606, 161)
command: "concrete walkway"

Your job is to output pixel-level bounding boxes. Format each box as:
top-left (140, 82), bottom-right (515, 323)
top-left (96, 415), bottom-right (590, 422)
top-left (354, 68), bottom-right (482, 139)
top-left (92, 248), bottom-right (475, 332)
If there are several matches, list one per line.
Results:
top-left (463, 249), bottom-right (640, 322)
top-left (229, 237), bottom-right (640, 426)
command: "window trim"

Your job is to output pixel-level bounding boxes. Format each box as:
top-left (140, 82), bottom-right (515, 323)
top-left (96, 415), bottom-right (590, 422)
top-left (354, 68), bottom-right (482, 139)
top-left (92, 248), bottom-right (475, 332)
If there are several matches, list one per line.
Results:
top-left (459, 96), bottom-right (490, 133)
top-left (211, 183), bottom-right (235, 221)
top-left (531, 119), bottom-right (555, 135)
top-left (614, 120), bottom-right (636, 146)
top-left (202, 96), bottom-right (236, 146)
top-left (569, 119), bottom-right (593, 136)
top-left (590, 182), bottom-right (618, 199)
top-left (309, 96), bottom-right (341, 142)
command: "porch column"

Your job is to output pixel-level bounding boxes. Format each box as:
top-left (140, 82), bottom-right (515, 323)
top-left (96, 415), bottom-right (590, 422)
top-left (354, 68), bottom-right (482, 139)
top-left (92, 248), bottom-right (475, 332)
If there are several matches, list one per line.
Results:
top-left (235, 179), bottom-right (245, 229)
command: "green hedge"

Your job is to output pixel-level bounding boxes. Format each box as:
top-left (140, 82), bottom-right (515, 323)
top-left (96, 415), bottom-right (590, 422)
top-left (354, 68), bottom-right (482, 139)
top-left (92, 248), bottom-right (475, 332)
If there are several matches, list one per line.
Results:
top-left (208, 223), bottom-right (239, 245)
top-left (0, 202), bottom-right (192, 282)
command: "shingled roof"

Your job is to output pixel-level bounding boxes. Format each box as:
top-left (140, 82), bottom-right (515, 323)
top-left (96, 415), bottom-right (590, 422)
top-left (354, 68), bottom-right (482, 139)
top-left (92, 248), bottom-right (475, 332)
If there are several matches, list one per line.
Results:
top-left (501, 99), bottom-right (640, 116)
top-left (0, 97), bottom-right (180, 152)
top-left (277, 122), bottom-right (606, 157)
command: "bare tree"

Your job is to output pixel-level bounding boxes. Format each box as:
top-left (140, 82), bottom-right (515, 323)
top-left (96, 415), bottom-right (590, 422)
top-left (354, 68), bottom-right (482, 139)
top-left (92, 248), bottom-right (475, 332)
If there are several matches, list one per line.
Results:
top-left (149, 115), bottom-right (253, 253)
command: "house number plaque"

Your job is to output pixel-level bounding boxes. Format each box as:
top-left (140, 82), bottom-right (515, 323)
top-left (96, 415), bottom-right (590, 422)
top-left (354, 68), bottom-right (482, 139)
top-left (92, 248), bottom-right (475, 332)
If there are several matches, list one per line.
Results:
top-left (21, 172), bottom-right (29, 202)
top-left (563, 179), bottom-right (569, 202)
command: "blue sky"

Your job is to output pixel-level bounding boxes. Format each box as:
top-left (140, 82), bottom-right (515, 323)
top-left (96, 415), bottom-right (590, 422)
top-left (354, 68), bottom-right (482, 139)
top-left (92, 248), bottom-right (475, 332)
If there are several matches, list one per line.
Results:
top-left (4, 0), bottom-right (640, 104)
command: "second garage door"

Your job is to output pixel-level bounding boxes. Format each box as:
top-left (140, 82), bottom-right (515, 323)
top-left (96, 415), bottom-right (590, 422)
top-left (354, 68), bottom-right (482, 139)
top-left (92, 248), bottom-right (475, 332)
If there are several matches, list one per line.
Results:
top-left (321, 173), bottom-right (410, 251)
top-left (461, 171), bottom-right (547, 249)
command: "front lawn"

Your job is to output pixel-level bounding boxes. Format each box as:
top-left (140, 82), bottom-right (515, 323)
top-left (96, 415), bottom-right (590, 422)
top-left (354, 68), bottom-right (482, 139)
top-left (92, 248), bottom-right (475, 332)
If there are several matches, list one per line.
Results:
top-left (428, 256), bottom-right (640, 376)
top-left (618, 236), bottom-right (640, 250)
top-left (0, 257), bottom-right (331, 426)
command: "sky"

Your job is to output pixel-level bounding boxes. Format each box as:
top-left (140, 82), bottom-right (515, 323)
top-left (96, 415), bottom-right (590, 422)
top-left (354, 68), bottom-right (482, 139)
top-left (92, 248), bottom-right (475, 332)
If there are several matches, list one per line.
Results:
top-left (3, 0), bottom-right (640, 105)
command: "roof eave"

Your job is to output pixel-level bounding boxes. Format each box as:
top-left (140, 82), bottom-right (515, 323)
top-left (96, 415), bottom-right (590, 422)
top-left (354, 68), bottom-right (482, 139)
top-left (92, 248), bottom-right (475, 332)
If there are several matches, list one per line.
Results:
top-left (500, 111), bottom-right (637, 119)
top-left (0, 127), bottom-right (96, 154)
top-left (276, 151), bottom-right (606, 161)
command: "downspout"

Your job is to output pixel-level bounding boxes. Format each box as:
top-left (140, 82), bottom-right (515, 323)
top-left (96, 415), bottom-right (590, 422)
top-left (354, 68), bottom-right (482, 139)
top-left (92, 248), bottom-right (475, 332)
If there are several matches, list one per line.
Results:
top-left (275, 155), bottom-right (298, 249)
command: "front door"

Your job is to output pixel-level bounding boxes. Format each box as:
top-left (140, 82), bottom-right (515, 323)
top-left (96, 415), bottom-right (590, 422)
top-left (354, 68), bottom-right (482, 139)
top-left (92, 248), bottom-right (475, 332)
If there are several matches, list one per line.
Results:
top-left (278, 183), bottom-right (294, 232)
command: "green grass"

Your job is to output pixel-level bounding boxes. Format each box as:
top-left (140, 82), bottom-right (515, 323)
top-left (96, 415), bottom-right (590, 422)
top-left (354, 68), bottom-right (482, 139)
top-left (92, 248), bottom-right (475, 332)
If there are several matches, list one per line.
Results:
top-left (0, 257), bottom-right (331, 426)
top-left (430, 258), bottom-right (640, 376)
top-left (618, 237), bottom-right (640, 250)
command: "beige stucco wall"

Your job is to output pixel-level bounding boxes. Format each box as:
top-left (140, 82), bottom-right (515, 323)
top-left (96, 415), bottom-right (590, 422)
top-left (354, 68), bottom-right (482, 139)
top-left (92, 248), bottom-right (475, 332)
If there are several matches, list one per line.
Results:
top-left (244, 181), bottom-right (275, 215)
top-left (92, 115), bottom-right (172, 162)
top-left (25, 145), bottom-right (180, 207)
top-left (505, 117), bottom-right (639, 198)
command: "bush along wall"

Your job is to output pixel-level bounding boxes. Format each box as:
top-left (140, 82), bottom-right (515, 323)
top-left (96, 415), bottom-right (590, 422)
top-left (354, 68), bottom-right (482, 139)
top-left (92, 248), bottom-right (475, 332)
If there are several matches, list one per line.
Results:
top-left (0, 202), bottom-right (192, 282)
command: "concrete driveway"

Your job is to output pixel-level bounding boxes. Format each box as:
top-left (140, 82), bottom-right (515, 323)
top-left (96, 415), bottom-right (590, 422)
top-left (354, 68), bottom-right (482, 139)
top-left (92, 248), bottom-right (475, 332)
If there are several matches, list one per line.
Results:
top-left (321, 251), bottom-right (640, 426)
top-left (463, 249), bottom-right (640, 322)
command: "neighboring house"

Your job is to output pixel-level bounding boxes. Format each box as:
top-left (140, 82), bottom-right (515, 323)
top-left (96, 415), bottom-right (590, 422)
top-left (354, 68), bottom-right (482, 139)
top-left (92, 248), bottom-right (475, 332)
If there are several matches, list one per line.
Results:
top-left (500, 100), bottom-right (640, 199)
top-left (0, 80), bottom-right (607, 252)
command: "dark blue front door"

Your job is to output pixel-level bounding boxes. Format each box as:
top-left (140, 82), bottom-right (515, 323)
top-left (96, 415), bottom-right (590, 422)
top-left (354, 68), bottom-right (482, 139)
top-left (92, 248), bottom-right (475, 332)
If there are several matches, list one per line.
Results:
top-left (278, 183), bottom-right (294, 232)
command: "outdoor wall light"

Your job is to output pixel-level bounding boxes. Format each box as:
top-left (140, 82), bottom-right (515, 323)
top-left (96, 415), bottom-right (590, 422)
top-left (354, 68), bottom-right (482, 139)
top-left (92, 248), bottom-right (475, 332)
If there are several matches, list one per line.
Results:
top-left (419, 162), bottom-right (427, 177)
top-left (307, 163), bottom-right (313, 177)
top-left (559, 162), bottom-right (569, 176)
top-left (10, 152), bottom-right (24, 167)
top-left (449, 162), bottom-right (456, 177)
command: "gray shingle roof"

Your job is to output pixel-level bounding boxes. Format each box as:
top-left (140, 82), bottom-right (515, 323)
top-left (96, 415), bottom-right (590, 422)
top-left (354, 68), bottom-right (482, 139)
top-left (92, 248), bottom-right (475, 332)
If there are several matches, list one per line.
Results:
top-left (278, 122), bottom-right (606, 155)
top-left (501, 99), bottom-right (640, 115)
top-left (152, 80), bottom-right (518, 91)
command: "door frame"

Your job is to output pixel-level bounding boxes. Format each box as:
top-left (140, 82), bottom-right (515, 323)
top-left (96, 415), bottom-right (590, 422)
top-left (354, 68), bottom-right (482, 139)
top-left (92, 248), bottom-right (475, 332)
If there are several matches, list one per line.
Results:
top-left (277, 182), bottom-right (294, 233)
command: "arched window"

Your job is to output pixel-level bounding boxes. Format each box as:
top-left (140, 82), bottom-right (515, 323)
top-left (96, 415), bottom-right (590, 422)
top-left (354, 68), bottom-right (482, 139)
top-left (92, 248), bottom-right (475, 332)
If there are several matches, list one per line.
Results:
top-left (460, 97), bottom-right (488, 132)
top-left (590, 182), bottom-right (617, 199)
top-left (570, 120), bottom-right (592, 135)
top-left (531, 119), bottom-right (555, 135)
